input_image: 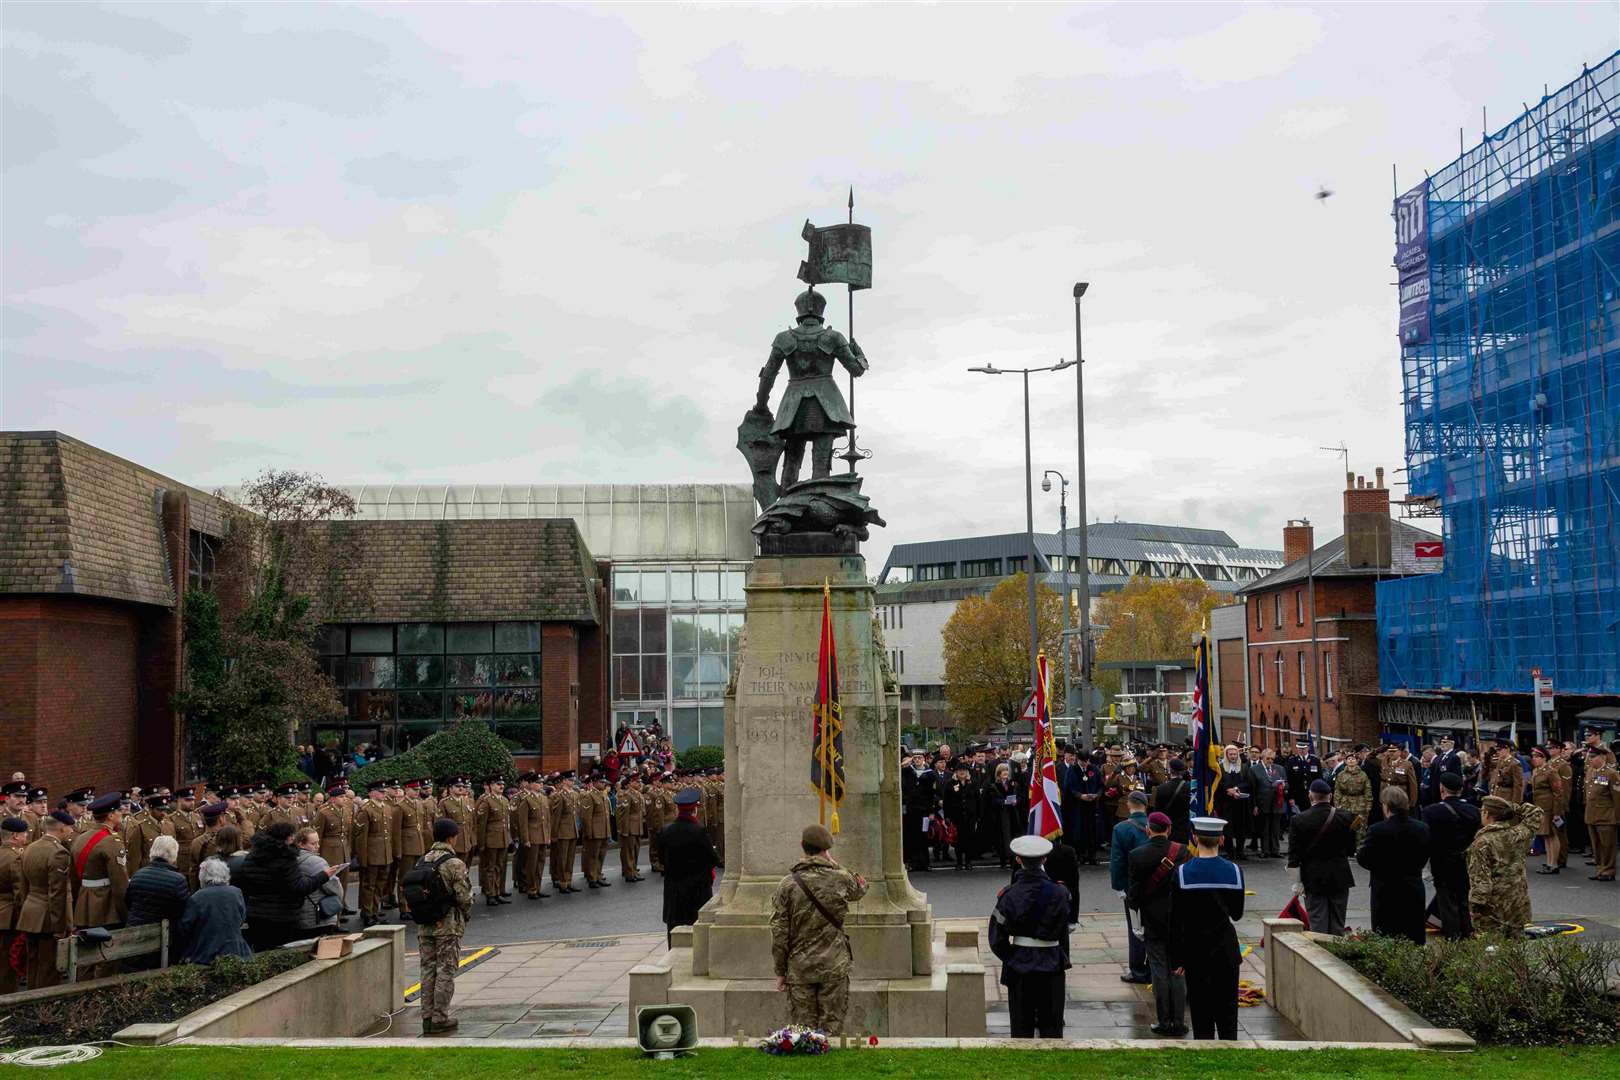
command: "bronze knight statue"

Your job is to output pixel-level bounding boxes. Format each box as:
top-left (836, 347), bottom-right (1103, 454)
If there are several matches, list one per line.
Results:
top-left (751, 287), bottom-right (868, 485)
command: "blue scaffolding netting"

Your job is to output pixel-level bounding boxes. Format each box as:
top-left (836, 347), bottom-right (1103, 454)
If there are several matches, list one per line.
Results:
top-left (1379, 52), bottom-right (1620, 698)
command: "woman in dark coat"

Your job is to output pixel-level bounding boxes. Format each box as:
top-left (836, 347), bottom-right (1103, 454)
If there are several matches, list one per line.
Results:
top-left (231, 821), bottom-right (342, 951)
top-left (1356, 787), bottom-right (1431, 945)
top-left (944, 767), bottom-right (980, 870)
top-left (179, 857), bottom-right (253, 964)
top-left (659, 788), bottom-right (719, 946)
top-left (125, 835), bottom-right (191, 928)
top-left (987, 763), bottom-right (1023, 868)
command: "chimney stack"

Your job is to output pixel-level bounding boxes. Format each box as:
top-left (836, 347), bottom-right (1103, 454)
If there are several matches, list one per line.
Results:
top-left (1283, 519), bottom-right (1314, 566)
top-left (1344, 466), bottom-right (1392, 570)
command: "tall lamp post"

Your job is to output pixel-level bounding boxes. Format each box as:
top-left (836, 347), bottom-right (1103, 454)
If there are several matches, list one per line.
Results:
top-left (1042, 470), bottom-right (1071, 734)
top-left (1072, 282), bottom-right (1094, 751)
top-left (970, 359), bottom-right (1075, 697)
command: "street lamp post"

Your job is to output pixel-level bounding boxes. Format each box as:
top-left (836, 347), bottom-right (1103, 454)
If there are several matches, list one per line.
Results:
top-left (970, 359), bottom-right (1075, 698)
top-left (1072, 282), bottom-right (1094, 751)
top-left (1042, 470), bottom-right (1070, 733)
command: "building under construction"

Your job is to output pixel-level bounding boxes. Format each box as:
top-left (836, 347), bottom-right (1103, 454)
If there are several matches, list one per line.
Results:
top-left (1378, 52), bottom-right (1620, 741)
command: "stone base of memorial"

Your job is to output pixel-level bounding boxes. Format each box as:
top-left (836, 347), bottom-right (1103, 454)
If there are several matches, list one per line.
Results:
top-left (629, 554), bottom-right (985, 1037)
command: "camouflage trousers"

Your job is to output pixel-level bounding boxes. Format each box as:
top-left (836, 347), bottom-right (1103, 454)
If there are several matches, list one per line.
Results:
top-left (418, 930), bottom-right (461, 1025)
top-left (786, 976), bottom-right (850, 1034)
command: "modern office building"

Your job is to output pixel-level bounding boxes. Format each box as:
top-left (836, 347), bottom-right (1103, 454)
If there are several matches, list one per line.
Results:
top-left (1378, 53), bottom-right (1620, 739)
top-left (876, 522), bottom-right (1283, 731)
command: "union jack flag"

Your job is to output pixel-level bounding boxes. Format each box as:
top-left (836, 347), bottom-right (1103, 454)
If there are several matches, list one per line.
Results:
top-left (1188, 635), bottom-right (1223, 815)
top-left (1026, 653), bottom-right (1063, 840)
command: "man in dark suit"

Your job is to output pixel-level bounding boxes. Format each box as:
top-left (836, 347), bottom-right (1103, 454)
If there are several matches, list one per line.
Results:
top-left (1425, 735), bottom-right (1463, 806)
top-left (1152, 758), bottom-right (1191, 843)
top-left (900, 750), bottom-right (937, 872)
top-left (1286, 779), bottom-right (1357, 935)
top-left (1420, 772), bottom-right (1480, 939)
top-left (1283, 739), bottom-right (1323, 814)
top-left (659, 788), bottom-right (719, 946)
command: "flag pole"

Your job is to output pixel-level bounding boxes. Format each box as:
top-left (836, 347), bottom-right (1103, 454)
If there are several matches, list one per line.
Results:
top-left (820, 578), bottom-right (831, 827)
top-left (844, 186), bottom-right (859, 473)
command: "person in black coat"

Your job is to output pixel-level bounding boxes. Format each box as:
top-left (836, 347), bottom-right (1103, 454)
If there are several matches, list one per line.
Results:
top-left (901, 751), bottom-right (937, 872)
top-left (987, 764), bottom-right (1024, 868)
top-left (1425, 736), bottom-right (1463, 806)
top-left (1152, 759), bottom-right (1192, 843)
top-left (659, 787), bottom-right (720, 945)
top-left (944, 767), bottom-right (980, 870)
top-left (232, 822), bottom-right (343, 951)
top-left (1420, 773), bottom-right (1480, 939)
top-left (1127, 812), bottom-right (1190, 1035)
top-left (125, 835), bottom-right (191, 928)
top-left (1283, 741), bottom-right (1324, 813)
top-left (989, 835), bottom-right (1072, 1038)
top-left (1356, 787), bottom-right (1430, 944)
top-left (1043, 838), bottom-right (1080, 925)
top-left (1168, 816), bottom-right (1245, 1040)
top-left (1214, 746), bottom-right (1253, 861)
top-left (1360, 748), bottom-right (1385, 826)
top-left (1286, 780), bottom-right (1357, 935)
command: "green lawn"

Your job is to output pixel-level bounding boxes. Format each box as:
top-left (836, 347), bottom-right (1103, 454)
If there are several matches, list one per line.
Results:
top-left (20, 1046), bottom-right (1618, 1079)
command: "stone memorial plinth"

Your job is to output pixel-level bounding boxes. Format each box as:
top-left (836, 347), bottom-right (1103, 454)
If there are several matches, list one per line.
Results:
top-left (629, 554), bottom-right (985, 1037)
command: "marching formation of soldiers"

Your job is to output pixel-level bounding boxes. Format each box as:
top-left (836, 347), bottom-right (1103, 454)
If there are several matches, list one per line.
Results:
top-left (0, 759), bottom-right (727, 993)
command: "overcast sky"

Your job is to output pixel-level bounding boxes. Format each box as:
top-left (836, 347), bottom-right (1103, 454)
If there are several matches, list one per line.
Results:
top-left (4, 3), bottom-right (1614, 568)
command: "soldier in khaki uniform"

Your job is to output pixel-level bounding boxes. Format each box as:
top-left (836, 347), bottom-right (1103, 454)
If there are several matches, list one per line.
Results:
top-left (2, 782), bottom-right (27, 823)
top-left (1529, 746), bottom-right (1567, 875)
top-left (646, 776), bottom-right (672, 873)
top-left (1466, 796), bottom-right (1544, 935)
top-left (1381, 747), bottom-right (1419, 808)
top-left (395, 779), bottom-right (429, 915)
top-left (417, 818), bottom-right (474, 1036)
top-left (580, 774), bottom-right (613, 888)
top-left (120, 794), bottom-right (166, 876)
top-left (382, 782), bottom-right (406, 911)
top-left (168, 786), bottom-right (202, 882)
top-left (616, 775), bottom-right (646, 882)
top-left (23, 787), bottom-right (49, 843)
top-left (351, 778), bottom-right (394, 925)
top-left (315, 785), bottom-right (351, 881)
top-left (71, 793), bottom-right (130, 979)
top-left (1487, 744), bottom-right (1525, 804)
top-left (550, 773), bottom-right (582, 893)
top-left (769, 824), bottom-right (868, 1034)
top-left (439, 778), bottom-right (475, 863)
top-left (1333, 757), bottom-right (1373, 844)
top-left (64, 789), bottom-right (93, 834)
top-left (517, 774), bottom-right (551, 899)
top-left (17, 811), bottom-right (76, 989)
top-left (474, 775), bottom-right (512, 904)
top-left (188, 802), bottom-right (232, 891)
top-left (1582, 746), bottom-right (1618, 881)
top-left (0, 816), bottom-right (30, 994)
top-left (229, 788), bottom-right (257, 845)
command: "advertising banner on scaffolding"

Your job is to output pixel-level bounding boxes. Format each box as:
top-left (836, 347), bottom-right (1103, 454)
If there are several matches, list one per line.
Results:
top-left (1394, 181), bottom-right (1431, 346)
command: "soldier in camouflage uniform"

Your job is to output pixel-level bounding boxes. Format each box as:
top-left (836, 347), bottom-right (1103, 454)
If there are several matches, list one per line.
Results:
top-left (1333, 758), bottom-right (1373, 845)
top-left (1466, 796), bottom-right (1544, 936)
top-left (769, 824), bottom-right (868, 1034)
top-left (418, 818), bottom-right (473, 1036)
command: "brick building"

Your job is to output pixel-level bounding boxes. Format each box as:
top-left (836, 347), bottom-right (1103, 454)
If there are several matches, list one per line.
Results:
top-left (1236, 470), bottom-right (1441, 752)
top-left (0, 431), bottom-right (619, 796)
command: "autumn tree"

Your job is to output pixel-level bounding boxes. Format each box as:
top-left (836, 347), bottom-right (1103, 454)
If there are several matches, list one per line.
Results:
top-left (178, 470), bottom-right (370, 782)
top-left (1091, 576), bottom-right (1221, 703)
top-left (942, 574), bottom-right (1067, 735)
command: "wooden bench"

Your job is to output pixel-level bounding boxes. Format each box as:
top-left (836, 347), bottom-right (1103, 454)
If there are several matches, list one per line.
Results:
top-left (55, 922), bottom-right (170, 982)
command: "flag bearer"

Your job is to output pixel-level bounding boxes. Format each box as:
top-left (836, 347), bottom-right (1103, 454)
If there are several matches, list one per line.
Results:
top-left (988, 834), bottom-right (1072, 1039)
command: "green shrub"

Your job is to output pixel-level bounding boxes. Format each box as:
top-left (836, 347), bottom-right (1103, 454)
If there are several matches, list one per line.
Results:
top-left (1324, 932), bottom-right (1620, 1045)
top-left (351, 721), bottom-right (516, 788)
top-left (676, 745), bottom-right (724, 770)
top-left (0, 949), bottom-right (309, 1049)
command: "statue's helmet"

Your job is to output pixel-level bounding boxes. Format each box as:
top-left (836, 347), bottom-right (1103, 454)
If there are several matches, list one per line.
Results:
top-left (794, 288), bottom-right (827, 320)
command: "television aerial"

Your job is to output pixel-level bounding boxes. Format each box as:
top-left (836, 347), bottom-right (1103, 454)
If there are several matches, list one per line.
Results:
top-left (1314, 183), bottom-right (1335, 204)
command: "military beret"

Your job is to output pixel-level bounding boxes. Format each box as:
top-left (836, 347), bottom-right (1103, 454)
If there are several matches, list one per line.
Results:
top-left (49, 810), bottom-right (76, 827)
top-left (201, 802), bottom-right (230, 819)
top-left (1308, 779), bottom-right (1333, 796)
top-left (801, 824), bottom-right (834, 852)
top-left (2, 817), bottom-right (29, 832)
top-left (1439, 772), bottom-right (1464, 790)
top-left (1147, 812), bottom-right (1172, 830)
top-left (89, 791), bottom-right (123, 814)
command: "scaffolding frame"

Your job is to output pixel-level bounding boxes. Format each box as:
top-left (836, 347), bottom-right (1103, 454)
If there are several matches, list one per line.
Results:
top-left (1380, 53), bottom-right (1620, 698)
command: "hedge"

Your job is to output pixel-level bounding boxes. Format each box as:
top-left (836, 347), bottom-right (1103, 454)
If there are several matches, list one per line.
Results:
top-left (350, 721), bottom-right (517, 788)
top-left (676, 745), bottom-right (724, 770)
top-left (1325, 932), bottom-right (1620, 1045)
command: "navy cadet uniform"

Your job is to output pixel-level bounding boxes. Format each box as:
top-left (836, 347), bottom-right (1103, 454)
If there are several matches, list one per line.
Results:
top-left (1168, 816), bottom-right (1246, 1040)
top-left (988, 834), bottom-right (1072, 1038)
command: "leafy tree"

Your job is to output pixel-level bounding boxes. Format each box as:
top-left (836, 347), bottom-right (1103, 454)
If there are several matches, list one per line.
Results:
top-left (1091, 576), bottom-right (1221, 703)
top-left (177, 470), bottom-right (368, 782)
top-left (942, 574), bottom-right (1067, 735)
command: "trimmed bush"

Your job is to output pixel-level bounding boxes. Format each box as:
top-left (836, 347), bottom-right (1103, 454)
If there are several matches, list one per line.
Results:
top-left (351, 721), bottom-right (516, 788)
top-left (0, 950), bottom-right (310, 1049)
top-left (676, 745), bottom-right (724, 770)
top-left (1325, 932), bottom-right (1620, 1045)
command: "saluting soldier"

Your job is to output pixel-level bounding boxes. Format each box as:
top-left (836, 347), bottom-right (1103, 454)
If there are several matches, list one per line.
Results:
top-left (351, 778), bottom-right (394, 926)
top-left (71, 793), bottom-right (130, 979)
top-left (769, 823), bottom-right (868, 1035)
top-left (0, 816), bottom-right (30, 995)
top-left (580, 773), bottom-right (613, 889)
top-left (17, 811), bottom-right (76, 989)
top-left (395, 779), bottom-right (428, 916)
top-left (616, 775), bottom-right (646, 882)
top-left (474, 774), bottom-right (512, 904)
top-left (1467, 796), bottom-right (1544, 935)
top-left (550, 773), bottom-right (581, 894)
top-left (517, 773), bottom-right (551, 899)
top-left (229, 786), bottom-right (257, 845)
top-left (168, 786), bottom-right (202, 881)
top-left (188, 802), bottom-right (233, 891)
top-left (1582, 746), bottom-right (1618, 882)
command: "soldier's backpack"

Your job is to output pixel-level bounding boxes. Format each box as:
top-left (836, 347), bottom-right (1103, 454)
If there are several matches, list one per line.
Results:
top-left (401, 852), bottom-right (454, 925)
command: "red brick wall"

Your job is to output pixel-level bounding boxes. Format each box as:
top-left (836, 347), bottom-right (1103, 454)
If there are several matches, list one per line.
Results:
top-left (541, 623), bottom-right (580, 772)
top-left (135, 490), bottom-right (188, 786)
top-left (575, 561), bottom-right (612, 757)
top-left (0, 595), bottom-right (142, 798)
top-left (1246, 577), bottom-right (1382, 747)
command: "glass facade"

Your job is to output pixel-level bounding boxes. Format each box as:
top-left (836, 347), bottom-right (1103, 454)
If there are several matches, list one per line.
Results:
top-left (315, 621), bottom-right (542, 755)
top-left (611, 564), bottom-right (748, 752)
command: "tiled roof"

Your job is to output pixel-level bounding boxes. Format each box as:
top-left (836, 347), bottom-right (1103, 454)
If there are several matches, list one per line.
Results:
top-left (0, 432), bottom-right (224, 607)
top-left (322, 519), bottom-right (601, 625)
top-left (1236, 519), bottom-right (1442, 595)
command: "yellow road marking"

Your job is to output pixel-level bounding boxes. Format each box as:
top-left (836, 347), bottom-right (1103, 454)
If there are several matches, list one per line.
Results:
top-left (403, 946), bottom-right (495, 1000)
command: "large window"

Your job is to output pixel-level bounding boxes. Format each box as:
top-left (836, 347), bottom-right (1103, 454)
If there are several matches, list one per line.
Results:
top-left (915, 562), bottom-right (955, 582)
top-left (1256, 654), bottom-right (1265, 695)
top-left (315, 621), bottom-right (542, 754)
top-left (961, 558), bottom-right (1001, 578)
top-left (187, 530), bottom-right (217, 592)
top-left (1297, 651), bottom-right (1309, 698)
top-left (1275, 652), bottom-right (1287, 696)
top-left (1273, 594), bottom-right (1283, 629)
top-left (1324, 652), bottom-right (1335, 699)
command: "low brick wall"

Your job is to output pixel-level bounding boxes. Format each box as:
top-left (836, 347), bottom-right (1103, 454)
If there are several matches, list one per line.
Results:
top-left (1261, 918), bottom-right (1473, 1050)
top-left (115, 925), bottom-right (405, 1045)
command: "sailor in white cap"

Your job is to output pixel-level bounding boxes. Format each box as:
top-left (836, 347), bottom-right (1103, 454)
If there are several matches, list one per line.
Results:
top-left (988, 833), bottom-right (1072, 1038)
top-left (1168, 816), bottom-right (1245, 1040)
